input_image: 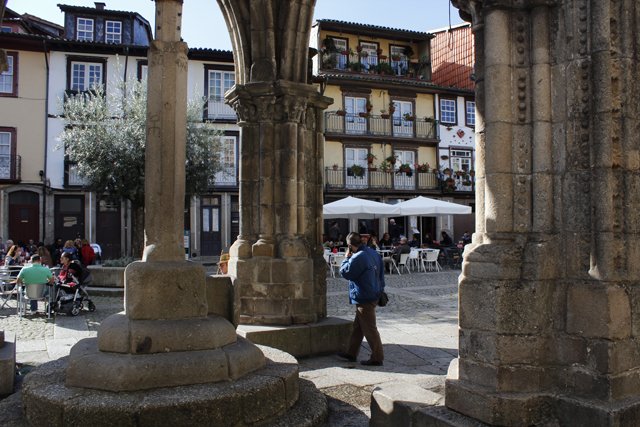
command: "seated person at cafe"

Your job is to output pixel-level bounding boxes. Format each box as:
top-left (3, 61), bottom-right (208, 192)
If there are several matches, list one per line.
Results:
top-left (335, 233), bottom-right (347, 249)
top-left (368, 236), bottom-right (380, 250)
top-left (17, 255), bottom-right (54, 313)
top-left (440, 231), bottom-right (453, 246)
top-left (379, 233), bottom-right (392, 248)
top-left (4, 245), bottom-right (22, 268)
top-left (409, 233), bottom-right (421, 248)
top-left (461, 231), bottom-right (472, 245)
top-left (422, 233), bottom-right (434, 246)
top-left (58, 252), bottom-right (82, 284)
top-left (383, 237), bottom-right (411, 273)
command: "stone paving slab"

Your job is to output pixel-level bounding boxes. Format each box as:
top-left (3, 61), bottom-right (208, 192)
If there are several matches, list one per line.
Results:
top-left (0, 269), bottom-right (461, 426)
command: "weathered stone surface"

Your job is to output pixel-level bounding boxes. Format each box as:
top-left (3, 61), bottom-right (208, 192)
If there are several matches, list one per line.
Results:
top-left (87, 266), bottom-right (125, 288)
top-left (22, 347), bottom-right (322, 427)
top-left (206, 274), bottom-right (240, 328)
top-left (0, 332), bottom-right (15, 397)
top-left (370, 383), bottom-right (443, 427)
top-left (238, 316), bottom-right (352, 358)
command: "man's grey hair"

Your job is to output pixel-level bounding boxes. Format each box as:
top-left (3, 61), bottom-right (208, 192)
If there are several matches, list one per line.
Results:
top-left (347, 232), bottom-right (362, 247)
top-left (400, 237), bottom-right (408, 243)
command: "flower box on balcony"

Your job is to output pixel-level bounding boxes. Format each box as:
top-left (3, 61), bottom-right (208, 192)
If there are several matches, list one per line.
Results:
top-left (462, 180), bottom-right (472, 186)
top-left (381, 114), bottom-right (390, 119)
top-left (443, 169), bottom-right (453, 175)
top-left (368, 167), bottom-right (377, 172)
top-left (379, 55), bottom-right (387, 60)
top-left (456, 171), bottom-right (465, 177)
top-left (336, 110), bottom-right (347, 116)
top-left (332, 164), bottom-right (339, 171)
top-left (359, 112), bottom-right (369, 118)
top-left (376, 48), bottom-right (383, 55)
top-left (391, 55), bottom-right (401, 61)
top-left (341, 50), bottom-right (350, 56)
top-left (399, 167), bottom-right (411, 173)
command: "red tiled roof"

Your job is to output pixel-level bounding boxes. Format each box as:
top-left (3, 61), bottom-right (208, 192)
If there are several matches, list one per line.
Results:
top-left (430, 24), bottom-right (474, 90)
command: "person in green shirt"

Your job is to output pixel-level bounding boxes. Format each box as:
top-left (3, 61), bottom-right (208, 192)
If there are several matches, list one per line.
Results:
top-left (17, 255), bottom-right (54, 313)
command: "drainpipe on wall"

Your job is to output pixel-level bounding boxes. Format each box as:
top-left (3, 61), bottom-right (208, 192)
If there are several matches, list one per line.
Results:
top-left (42, 39), bottom-right (50, 243)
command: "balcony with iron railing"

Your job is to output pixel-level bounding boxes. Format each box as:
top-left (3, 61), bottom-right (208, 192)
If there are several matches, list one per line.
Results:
top-left (66, 163), bottom-right (87, 186)
top-left (0, 155), bottom-right (21, 181)
top-left (206, 97), bottom-right (237, 121)
top-left (210, 166), bottom-right (238, 187)
top-left (324, 167), bottom-right (440, 192)
top-left (325, 113), bottom-right (439, 140)
top-left (320, 52), bottom-right (431, 80)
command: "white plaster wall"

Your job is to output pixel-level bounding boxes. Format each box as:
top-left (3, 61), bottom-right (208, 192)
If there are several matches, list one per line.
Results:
top-left (435, 94), bottom-right (476, 168)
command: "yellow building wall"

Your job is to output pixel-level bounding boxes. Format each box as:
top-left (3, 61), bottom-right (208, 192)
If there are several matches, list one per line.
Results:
top-left (418, 147), bottom-right (437, 169)
top-left (325, 140), bottom-right (343, 168)
top-left (415, 93), bottom-right (435, 120)
top-left (0, 50), bottom-right (47, 184)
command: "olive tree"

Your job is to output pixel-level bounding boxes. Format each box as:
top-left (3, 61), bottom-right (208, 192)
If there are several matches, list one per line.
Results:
top-left (58, 68), bottom-right (224, 257)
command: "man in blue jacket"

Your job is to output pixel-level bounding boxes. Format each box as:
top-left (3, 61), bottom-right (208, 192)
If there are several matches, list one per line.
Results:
top-left (337, 232), bottom-right (385, 366)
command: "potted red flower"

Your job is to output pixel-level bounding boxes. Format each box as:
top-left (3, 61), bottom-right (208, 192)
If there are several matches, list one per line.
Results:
top-left (366, 153), bottom-right (377, 164)
top-left (336, 108), bottom-right (347, 116)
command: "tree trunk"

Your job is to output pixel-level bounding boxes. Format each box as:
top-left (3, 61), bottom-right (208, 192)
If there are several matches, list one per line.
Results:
top-left (131, 202), bottom-right (145, 259)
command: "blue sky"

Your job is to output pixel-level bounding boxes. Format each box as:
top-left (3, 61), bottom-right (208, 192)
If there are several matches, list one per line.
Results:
top-left (9, 0), bottom-right (464, 50)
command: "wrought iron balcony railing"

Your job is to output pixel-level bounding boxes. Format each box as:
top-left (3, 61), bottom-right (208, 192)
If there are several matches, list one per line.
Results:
top-left (325, 113), bottom-right (439, 140)
top-left (206, 98), bottom-right (237, 121)
top-left (324, 167), bottom-right (439, 191)
top-left (0, 154), bottom-right (20, 181)
top-left (320, 52), bottom-right (431, 80)
top-left (211, 166), bottom-right (238, 187)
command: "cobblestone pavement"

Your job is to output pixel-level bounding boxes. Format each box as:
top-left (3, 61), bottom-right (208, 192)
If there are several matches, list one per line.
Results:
top-left (0, 269), bottom-right (461, 426)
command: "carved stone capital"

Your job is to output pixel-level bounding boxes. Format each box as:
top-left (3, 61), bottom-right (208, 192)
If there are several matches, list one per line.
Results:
top-left (226, 81), bottom-right (333, 125)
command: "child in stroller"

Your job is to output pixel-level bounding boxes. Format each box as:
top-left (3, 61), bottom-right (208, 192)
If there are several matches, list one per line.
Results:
top-left (53, 252), bottom-right (96, 316)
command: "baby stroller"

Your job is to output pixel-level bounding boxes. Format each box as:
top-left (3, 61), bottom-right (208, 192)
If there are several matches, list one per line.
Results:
top-left (52, 262), bottom-right (96, 316)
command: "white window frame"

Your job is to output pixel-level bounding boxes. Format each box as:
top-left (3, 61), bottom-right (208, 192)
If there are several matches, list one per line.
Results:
top-left (76, 18), bottom-right (94, 41)
top-left (344, 96), bottom-right (367, 133)
top-left (140, 65), bottom-right (148, 81)
top-left (345, 147), bottom-right (369, 189)
top-left (105, 20), bottom-right (122, 43)
top-left (440, 98), bottom-right (456, 124)
top-left (208, 70), bottom-right (235, 101)
top-left (0, 132), bottom-right (12, 179)
top-left (70, 61), bottom-right (103, 91)
top-left (451, 150), bottom-right (472, 172)
top-left (0, 55), bottom-right (13, 94)
top-left (466, 100), bottom-right (476, 127)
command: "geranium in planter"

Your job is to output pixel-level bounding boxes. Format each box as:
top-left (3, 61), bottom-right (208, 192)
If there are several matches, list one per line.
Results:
top-left (462, 180), bottom-right (472, 186)
top-left (391, 55), bottom-right (402, 61)
top-left (445, 177), bottom-right (455, 186)
top-left (468, 170), bottom-right (475, 176)
top-left (389, 102), bottom-right (396, 114)
top-left (386, 154), bottom-right (398, 165)
top-left (368, 166), bottom-right (378, 172)
top-left (443, 168), bottom-right (453, 175)
top-left (403, 113), bottom-right (415, 122)
top-left (424, 116), bottom-right (436, 123)
top-left (332, 164), bottom-right (339, 171)
top-left (398, 163), bottom-right (412, 173)
top-left (456, 171), bottom-right (465, 177)
top-left (366, 153), bottom-right (377, 164)
top-left (336, 109), bottom-right (347, 116)
top-left (415, 162), bottom-right (430, 173)
top-left (359, 112), bottom-right (370, 118)
top-left (379, 161), bottom-right (394, 172)
top-left (366, 101), bottom-right (373, 111)
top-left (376, 48), bottom-right (383, 55)
top-left (380, 109), bottom-right (390, 119)
top-left (348, 164), bottom-right (365, 178)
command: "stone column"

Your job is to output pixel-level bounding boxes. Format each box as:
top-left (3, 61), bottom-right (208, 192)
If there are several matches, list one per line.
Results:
top-left (63, 0), bottom-right (264, 392)
top-left (226, 82), bottom-right (332, 326)
top-left (442, 0), bottom-right (640, 425)
top-left (217, 0), bottom-right (333, 326)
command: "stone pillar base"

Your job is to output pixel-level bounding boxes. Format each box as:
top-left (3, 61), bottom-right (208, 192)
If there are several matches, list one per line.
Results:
top-left (21, 346), bottom-right (328, 427)
top-left (237, 316), bottom-right (353, 358)
top-left (231, 257), bottom-right (327, 326)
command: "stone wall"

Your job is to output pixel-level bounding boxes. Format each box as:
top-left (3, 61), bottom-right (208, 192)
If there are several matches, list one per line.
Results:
top-left (446, 0), bottom-right (640, 425)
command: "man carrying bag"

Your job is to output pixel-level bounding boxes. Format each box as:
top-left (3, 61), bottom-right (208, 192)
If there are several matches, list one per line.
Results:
top-left (337, 232), bottom-right (386, 366)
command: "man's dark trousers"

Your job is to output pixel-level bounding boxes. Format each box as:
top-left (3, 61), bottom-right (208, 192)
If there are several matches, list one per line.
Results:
top-left (346, 301), bottom-right (384, 362)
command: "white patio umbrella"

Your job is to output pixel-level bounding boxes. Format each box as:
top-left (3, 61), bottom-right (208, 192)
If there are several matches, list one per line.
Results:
top-left (396, 196), bottom-right (472, 216)
top-left (396, 196), bottom-right (472, 243)
top-left (323, 196), bottom-right (401, 219)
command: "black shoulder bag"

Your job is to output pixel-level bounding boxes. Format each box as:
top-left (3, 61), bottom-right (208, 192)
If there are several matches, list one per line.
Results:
top-left (364, 251), bottom-right (389, 307)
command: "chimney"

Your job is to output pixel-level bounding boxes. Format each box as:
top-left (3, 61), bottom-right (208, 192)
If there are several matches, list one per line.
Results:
top-left (95, 2), bottom-right (106, 10)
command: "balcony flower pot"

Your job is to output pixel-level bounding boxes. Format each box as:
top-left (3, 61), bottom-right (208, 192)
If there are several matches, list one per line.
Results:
top-left (389, 107), bottom-right (396, 114)
top-left (385, 168), bottom-right (394, 173)
top-left (376, 48), bottom-right (383, 55)
top-left (332, 165), bottom-right (339, 171)
top-left (358, 52), bottom-right (369, 58)
top-left (469, 170), bottom-right (475, 176)
top-left (366, 153), bottom-right (376, 164)
top-left (368, 167), bottom-right (377, 172)
top-left (381, 114), bottom-right (390, 119)
top-left (441, 155), bottom-right (449, 160)
top-left (348, 164), bottom-right (365, 178)
top-left (446, 179), bottom-right (455, 186)
top-left (391, 55), bottom-right (401, 61)
top-left (336, 110), bottom-right (347, 116)
top-left (341, 50), bottom-right (350, 56)
top-left (379, 55), bottom-right (387, 60)
top-left (359, 112), bottom-right (369, 118)
top-left (462, 181), bottom-right (472, 186)
top-left (456, 171), bottom-right (464, 177)
top-left (443, 169), bottom-right (453, 175)
top-left (357, 45), bottom-right (364, 53)
top-left (386, 155), bottom-right (397, 165)
top-left (366, 102), bottom-right (373, 111)
top-left (403, 113), bottom-right (415, 121)
top-left (400, 167), bottom-right (411, 173)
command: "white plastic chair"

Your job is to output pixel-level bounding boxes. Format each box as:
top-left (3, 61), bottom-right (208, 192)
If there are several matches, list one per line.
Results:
top-left (391, 253), bottom-right (411, 275)
top-left (421, 250), bottom-right (441, 272)
top-left (330, 255), bottom-right (345, 278)
top-left (18, 282), bottom-right (51, 319)
top-left (408, 249), bottom-right (421, 271)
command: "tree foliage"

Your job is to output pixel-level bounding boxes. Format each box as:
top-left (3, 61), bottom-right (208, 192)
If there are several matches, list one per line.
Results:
top-left (57, 64), bottom-right (224, 256)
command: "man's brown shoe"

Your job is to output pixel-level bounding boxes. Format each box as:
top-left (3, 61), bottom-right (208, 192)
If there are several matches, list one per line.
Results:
top-left (360, 360), bottom-right (383, 366)
top-left (336, 351), bottom-right (357, 362)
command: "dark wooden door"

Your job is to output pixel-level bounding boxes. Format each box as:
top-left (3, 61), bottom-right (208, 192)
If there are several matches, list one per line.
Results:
top-left (229, 195), bottom-right (239, 248)
top-left (54, 195), bottom-right (85, 243)
top-left (8, 191), bottom-right (39, 244)
top-left (96, 198), bottom-right (121, 260)
top-left (200, 196), bottom-right (221, 256)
